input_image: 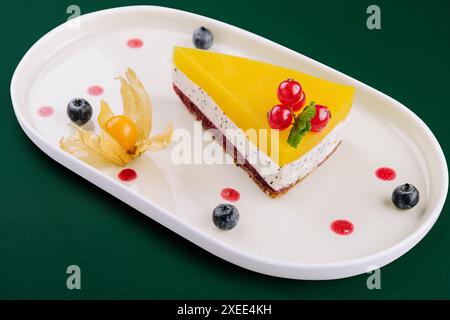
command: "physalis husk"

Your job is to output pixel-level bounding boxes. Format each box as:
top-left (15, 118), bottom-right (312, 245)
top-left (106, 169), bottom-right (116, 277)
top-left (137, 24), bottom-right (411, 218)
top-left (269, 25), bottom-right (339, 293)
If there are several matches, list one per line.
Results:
top-left (60, 68), bottom-right (173, 166)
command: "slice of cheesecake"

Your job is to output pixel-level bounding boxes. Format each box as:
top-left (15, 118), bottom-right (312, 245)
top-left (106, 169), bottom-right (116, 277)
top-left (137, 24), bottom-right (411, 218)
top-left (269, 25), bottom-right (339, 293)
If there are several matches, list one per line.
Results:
top-left (172, 47), bottom-right (355, 197)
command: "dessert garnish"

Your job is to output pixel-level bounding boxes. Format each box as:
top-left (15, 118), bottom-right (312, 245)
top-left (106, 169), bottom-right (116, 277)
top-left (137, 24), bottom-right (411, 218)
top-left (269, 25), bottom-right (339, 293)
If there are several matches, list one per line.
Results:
top-left (118, 168), bottom-right (137, 182)
top-left (67, 98), bottom-right (93, 126)
top-left (331, 219), bottom-right (354, 235)
top-left (267, 79), bottom-right (332, 148)
top-left (392, 183), bottom-right (420, 209)
top-left (87, 86), bottom-right (104, 96)
top-left (375, 167), bottom-right (396, 181)
top-left (277, 79), bottom-right (303, 105)
top-left (104, 115), bottom-right (138, 150)
top-left (292, 91), bottom-right (306, 112)
top-left (310, 104), bottom-right (331, 132)
top-left (277, 78), bottom-right (307, 112)
top-left (212, 204), bottom-right (240, 230)
top-left (287, 101), bottom-right (316, 148)
top-left (38, 106), bottom-right (54, 117)
top-left (193, 26), bottom-right (214, 50)
top-left (60, 68), bottom-right (173, 166)
top-left (267, 104), bottom-right (293, 130)
top-left (221, 188), bottom-right (241, 202)
top-left (127, 38), bottom-right (144, 49)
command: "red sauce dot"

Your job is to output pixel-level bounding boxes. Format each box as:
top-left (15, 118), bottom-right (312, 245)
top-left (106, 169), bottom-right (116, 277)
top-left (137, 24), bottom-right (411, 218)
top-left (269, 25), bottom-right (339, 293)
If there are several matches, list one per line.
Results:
top-left (127, 38), bottom-right (143, 48)
top-left (221, 188), bottom-right (240, 202)
top-left (118, 169), bottom-right (137, 182)
top-left (331, 219), bottom-right (354, 236)
top-left (375, 167), bottom-right (396, 181)
top-left (87, 85), bottom-right (104, 96)
top-left (38, 106), bottom-right (54, 117)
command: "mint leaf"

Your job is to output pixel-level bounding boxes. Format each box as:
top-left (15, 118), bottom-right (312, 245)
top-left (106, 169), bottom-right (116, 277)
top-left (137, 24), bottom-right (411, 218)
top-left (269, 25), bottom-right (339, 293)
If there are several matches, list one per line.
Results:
top-left (287, 102), bottom-right (316, 148)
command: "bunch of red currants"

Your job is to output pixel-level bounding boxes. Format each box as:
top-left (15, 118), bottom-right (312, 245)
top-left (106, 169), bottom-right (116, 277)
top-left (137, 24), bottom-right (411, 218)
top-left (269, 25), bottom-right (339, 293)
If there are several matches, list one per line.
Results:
top-left (267, 79), bottom-right (331, 132)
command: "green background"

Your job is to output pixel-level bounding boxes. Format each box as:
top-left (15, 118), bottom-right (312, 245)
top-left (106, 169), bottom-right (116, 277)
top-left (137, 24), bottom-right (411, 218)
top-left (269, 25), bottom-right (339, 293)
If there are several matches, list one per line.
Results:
top-left (1, 0), bottom-right (449, 299)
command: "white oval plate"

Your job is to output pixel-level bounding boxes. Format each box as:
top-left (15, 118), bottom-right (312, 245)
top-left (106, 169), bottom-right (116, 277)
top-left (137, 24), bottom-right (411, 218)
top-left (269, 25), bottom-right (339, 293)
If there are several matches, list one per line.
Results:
top-left (10, 6), bottom-right (448, 280)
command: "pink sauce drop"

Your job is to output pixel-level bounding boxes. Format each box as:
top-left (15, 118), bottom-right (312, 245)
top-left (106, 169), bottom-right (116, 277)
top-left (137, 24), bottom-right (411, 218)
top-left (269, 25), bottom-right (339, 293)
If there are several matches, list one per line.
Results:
top-left (38, 106), bottom-right (54, 117)
top-left (331, 219), bottom-right (354, 236)
top-left (221, 188), bottom-right (240, 202)
top-left (127, 38), bottom-right (144, 48)
top-left (118, 169), bottom-right (137, 182)
top-left (87, 85), bottom-right (104, 96)
top-left (375, 167), bottom-right (396, 181)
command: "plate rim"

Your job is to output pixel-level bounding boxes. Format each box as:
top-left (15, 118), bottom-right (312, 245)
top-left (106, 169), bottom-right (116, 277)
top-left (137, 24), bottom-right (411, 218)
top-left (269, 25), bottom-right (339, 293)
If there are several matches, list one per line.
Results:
top-left (9, 5), bottom-right (449, 280)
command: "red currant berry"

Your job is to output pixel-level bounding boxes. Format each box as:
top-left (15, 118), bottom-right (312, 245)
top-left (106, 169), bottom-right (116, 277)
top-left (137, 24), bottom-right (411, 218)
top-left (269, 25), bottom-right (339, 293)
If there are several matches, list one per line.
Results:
top-left (311, 104), bottom-right (331, 132)
top-left (267, 104), bottom-right (293, 130)
top-left (277, 79), bottom-right (302, 105)
top-left (291, 91), bottom-right (306, 112)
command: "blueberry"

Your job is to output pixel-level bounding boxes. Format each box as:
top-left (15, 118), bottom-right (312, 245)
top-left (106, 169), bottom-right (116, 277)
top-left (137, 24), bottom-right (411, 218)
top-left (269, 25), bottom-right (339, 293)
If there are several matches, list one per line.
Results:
top-left (67, 98), bottom-right (93, 126)
top-left (392, 183), bottom-right (420, 209)
top-left (193, 26), bottom-right (214, 50)
top-left (212, 204), bottom-right (240, 230)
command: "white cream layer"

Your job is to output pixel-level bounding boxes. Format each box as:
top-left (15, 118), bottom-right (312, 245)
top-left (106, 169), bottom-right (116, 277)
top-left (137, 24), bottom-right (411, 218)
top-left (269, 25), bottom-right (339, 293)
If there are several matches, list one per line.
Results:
top-left (173, 68), bottom-right (346, 191)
